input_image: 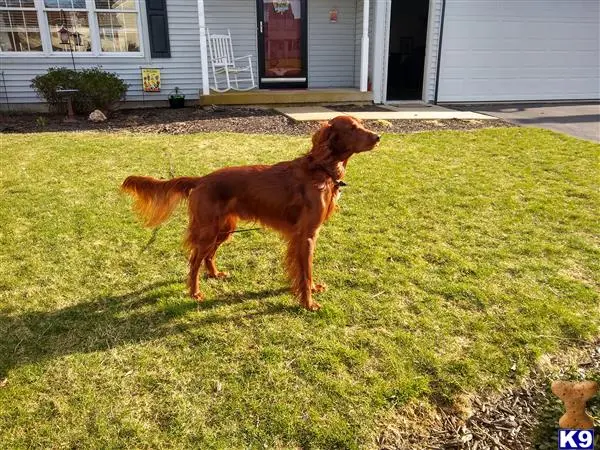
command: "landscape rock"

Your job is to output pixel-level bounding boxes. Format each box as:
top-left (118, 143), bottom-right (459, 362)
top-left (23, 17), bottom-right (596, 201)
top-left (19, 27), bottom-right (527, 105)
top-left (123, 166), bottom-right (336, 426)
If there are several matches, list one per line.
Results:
top-left (89, 109), bottom-right (107, 122)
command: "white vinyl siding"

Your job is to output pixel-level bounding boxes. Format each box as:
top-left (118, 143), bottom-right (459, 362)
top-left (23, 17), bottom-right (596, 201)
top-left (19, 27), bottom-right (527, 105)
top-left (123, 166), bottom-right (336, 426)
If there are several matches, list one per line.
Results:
top-left (437, 0), bottom-right (600, 102)
top-left (308, 0), bottom-right (357, 88)
top-left (204, 0), bottom-right (258, 86)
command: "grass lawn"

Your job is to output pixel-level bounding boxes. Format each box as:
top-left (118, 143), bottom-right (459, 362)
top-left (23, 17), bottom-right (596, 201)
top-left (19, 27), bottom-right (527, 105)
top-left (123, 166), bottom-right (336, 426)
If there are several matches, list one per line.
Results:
top-left (1, 127), bottom-right (599, 448)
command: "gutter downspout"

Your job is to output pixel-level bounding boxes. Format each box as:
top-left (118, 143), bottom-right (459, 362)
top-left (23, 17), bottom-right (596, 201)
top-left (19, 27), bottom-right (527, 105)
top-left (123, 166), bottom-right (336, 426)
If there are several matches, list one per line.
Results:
top-left (433, 0), bottom-right (446, 104)
top-left (197, 0), bottom-right (210, 96)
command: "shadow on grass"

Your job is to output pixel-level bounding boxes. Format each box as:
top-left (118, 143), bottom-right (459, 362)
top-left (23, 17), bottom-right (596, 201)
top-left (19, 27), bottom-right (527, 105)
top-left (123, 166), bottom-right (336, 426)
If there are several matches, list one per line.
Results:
top-left (0, 281), bottom-right (293, 378)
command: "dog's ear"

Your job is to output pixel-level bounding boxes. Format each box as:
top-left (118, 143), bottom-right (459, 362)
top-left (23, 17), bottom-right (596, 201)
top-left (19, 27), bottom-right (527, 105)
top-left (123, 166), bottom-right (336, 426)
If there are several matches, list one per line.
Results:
top-left (328, 125), bottom-right (349, 155)
top-left (312, 122), bottom-right (332, 147)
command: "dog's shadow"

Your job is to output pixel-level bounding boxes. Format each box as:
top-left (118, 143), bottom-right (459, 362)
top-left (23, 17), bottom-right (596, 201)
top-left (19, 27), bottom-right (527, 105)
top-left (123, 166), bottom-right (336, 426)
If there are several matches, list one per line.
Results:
top-left (0, 282), bottom-right (293, 378)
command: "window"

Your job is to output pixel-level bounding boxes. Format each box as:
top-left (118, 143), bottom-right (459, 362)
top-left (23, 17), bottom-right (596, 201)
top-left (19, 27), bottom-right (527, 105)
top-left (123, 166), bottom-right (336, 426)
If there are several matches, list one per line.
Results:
top-left (0, 0), bottom-right (43, 52)
top-left (95, 0), bottom-right (139, 52)
top-left (44, 0), bottom-right (91, 52)
top-left (0, 0), bottom-right (142, 54)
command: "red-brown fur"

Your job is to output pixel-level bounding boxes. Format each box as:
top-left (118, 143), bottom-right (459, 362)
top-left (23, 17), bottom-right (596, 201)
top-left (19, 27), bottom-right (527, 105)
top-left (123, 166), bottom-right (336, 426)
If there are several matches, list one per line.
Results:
top-left (121, 116), bottom-right (380, 310)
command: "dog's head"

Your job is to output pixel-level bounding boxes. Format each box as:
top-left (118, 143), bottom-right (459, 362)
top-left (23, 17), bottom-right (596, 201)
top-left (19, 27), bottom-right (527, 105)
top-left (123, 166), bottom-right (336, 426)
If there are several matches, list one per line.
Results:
top-left (311, 116), bottom-right (380, 160)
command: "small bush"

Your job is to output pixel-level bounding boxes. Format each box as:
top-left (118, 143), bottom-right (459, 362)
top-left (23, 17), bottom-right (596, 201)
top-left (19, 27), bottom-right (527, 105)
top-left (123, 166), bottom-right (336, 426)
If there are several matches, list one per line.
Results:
top-left (31, 67), bottom-right (128, 114)
top-left (74, 68), bottom-right (128, 113)
top-left (35, 116), bottom-right (48, 128)
top-left (30, 67), bottom-right (78, 109)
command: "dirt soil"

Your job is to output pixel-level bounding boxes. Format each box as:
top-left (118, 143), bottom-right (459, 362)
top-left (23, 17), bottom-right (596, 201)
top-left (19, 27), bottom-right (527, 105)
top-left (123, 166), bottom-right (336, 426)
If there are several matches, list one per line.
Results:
top-left (0, 105), bottom-right (514, 135)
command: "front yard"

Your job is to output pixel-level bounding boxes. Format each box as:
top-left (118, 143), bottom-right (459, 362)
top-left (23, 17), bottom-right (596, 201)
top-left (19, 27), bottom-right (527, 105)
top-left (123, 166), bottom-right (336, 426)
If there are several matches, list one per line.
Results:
top-left (0, 127), bottom-right (598, 448)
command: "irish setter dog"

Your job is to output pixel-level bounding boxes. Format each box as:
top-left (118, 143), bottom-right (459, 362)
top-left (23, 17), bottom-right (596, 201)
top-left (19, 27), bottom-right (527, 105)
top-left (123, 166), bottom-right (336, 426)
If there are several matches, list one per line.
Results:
top-left (121, 116), bottom-right (380, 310)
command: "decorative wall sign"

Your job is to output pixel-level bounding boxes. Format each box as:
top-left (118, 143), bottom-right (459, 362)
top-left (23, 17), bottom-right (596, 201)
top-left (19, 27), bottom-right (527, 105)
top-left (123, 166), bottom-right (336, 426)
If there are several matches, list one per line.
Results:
top-left (273, 0), bottom-right (290, 14)
top-left (329, 8), bottom-right (338, 23)
top-left (142, 68), bottom-right (161, 92)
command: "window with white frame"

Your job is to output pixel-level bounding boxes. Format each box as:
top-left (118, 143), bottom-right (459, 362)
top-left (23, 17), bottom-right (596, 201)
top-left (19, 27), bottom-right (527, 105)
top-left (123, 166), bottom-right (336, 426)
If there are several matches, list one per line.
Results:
top-left (0, 0), bottom-right (141, 53)
top-left (44, 0), bottom-right (92, 52)
top-left (95, 0), bottom-right (139, 52)
top-left (0, 0), bottom-right (43, 52)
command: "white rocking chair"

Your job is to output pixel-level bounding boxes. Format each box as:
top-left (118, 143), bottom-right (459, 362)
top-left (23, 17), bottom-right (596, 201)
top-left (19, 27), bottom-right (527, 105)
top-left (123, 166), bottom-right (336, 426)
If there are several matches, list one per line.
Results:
top-left (207, 29), bottom-right (256, 92)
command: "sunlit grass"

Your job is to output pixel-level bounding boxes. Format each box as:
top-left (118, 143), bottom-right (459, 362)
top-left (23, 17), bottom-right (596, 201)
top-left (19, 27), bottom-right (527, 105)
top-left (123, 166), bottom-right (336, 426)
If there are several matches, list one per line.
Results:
top-left (1, 128), bottom-right (599, 448)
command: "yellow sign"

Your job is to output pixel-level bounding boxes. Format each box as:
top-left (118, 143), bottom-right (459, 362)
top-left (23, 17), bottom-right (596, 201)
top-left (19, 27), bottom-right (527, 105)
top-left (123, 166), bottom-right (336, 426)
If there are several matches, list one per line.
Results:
top-left (142, 68), bottom-right (161, 92)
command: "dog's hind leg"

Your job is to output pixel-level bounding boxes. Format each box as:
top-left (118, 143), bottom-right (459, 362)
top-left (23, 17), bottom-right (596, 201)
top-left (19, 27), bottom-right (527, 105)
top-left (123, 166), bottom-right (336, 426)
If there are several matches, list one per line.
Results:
top-left (204, 215), bottom-right (237, 279)
top-left (186, 221), bottom-right (219, 302)
top-left (188, 246), bottom-right (208, 301)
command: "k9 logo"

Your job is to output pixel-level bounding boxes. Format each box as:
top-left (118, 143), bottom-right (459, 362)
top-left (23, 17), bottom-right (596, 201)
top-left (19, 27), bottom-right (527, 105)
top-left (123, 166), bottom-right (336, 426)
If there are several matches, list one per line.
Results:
top-left (558, 429), bottom-right (595, 450)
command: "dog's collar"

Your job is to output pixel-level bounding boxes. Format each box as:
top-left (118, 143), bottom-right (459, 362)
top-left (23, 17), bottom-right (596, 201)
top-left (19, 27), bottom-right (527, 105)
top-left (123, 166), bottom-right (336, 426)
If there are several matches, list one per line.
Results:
top-left (317, 164), bottom-right (347, 188)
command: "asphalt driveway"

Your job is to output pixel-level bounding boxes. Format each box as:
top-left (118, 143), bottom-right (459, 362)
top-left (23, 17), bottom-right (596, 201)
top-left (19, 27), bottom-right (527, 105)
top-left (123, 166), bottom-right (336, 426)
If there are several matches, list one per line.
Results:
top-left (464, 103), bottom-right (600, 142)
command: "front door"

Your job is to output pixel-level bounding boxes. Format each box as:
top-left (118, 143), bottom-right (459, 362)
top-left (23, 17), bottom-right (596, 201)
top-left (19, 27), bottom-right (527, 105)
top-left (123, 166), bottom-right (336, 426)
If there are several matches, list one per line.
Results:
top-left (256, 0), bottom-right (307, 89)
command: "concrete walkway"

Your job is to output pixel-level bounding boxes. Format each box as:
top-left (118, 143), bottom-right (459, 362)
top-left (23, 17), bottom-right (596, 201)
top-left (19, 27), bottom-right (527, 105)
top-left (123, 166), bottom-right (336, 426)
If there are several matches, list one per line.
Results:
top-left (464, 103), bottom-right (600, 142)
top-left (275, 104), bottom-right (497, 121)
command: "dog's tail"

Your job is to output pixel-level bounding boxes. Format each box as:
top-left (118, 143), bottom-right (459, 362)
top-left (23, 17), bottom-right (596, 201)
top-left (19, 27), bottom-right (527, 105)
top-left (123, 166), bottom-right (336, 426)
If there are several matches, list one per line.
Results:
top-left (121, 175), bottom-right (201, 227)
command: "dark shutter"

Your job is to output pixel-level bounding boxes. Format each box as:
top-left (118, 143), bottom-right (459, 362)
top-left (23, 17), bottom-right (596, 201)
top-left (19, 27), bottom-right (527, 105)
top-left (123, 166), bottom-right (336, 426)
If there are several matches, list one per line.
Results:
top-left (146, 0), bottom-right (171, 58)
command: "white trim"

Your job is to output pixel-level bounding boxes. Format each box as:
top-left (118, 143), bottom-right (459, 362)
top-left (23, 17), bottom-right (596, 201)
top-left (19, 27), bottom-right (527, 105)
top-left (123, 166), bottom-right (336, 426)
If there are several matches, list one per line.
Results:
top-left (359, 0), bottom-right (369, 92)
top-left (35, 0), bottom-right (51, 54)
top-left (422, 0), bottom-right (440, 103)
top-left (41, 7), bottom-right (87, 11)
top-left (50, 51), bottom-right (143, 56)
top-left (86, 0), bottom-right (100, 52)
top-left (197, 0), bottom-right (209, 96)
top-left (371, 0), bottom-right (390, 103)
top-left (261, 77), bottom-right (306, 82)
top-left (374, 0), bottom-right (441, 103)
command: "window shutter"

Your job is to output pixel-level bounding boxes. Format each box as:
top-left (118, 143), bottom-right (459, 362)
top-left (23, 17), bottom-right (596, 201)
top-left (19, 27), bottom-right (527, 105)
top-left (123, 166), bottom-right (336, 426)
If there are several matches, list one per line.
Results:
top-left (146, 0), bottom-right (171, 58)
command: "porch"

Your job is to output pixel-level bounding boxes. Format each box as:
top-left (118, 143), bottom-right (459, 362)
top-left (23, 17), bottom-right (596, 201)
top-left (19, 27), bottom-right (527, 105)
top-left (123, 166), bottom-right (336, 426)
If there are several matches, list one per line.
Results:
top-left (197, 0), bottom-right (372, 98)
top-left (198, 88), bottom-right (372, 106)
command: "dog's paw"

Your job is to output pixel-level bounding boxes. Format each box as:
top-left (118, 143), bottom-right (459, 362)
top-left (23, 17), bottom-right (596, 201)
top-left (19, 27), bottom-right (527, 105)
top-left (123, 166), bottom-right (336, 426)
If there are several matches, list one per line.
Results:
top-left (192, 292), bottom-right (205, 301)
top-left (311, 283), bottom-right (327, 293)
top-left (206, 271), bottom-right (229, 279)
top-left (306, 301), bottom-right (322, 311)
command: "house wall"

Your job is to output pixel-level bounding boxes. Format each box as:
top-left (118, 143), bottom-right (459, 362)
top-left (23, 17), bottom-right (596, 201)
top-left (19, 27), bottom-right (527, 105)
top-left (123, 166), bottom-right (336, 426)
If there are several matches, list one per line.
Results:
top-left (0, 0), bottom-right (369, 108)
top-left (204, 0), bottom-right (258, 87)
top-left (308, 0), bottom-right (359, 88)
top-left (0, 0), bottom-right (204, 108)
top-left (437, 0), bottom-right (600, 102)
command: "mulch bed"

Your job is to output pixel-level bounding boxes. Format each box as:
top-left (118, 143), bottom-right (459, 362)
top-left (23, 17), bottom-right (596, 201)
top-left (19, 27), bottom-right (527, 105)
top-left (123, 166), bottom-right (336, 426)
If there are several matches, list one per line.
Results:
top-left (378, 338), bottom-right (600, 449)
top-left (0, 105), bottom-right (514, 135)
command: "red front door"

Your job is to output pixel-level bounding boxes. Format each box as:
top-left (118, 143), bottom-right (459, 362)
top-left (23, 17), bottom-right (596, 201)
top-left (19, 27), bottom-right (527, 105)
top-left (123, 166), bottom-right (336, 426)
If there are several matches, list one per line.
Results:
top-left (257, 0), bottom-right (307, 88)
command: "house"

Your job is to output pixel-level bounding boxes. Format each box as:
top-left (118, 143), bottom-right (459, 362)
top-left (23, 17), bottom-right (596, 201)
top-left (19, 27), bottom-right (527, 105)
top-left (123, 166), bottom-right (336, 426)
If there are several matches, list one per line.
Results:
top-left (0, 0), bottom-right (598, 111)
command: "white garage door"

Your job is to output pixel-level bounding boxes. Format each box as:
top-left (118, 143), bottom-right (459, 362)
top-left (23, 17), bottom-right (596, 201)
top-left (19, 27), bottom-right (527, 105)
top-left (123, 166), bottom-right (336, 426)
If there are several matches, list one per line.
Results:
top-left (437, 0), bottom-right (600, 102)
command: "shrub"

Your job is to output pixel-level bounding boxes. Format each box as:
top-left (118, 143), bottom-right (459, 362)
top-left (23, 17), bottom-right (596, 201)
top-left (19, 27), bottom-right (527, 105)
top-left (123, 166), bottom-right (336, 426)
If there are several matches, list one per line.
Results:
top-left (31, 67), bottom-right (128, 114)
top-left (74, 68), bottom-right (128, 113)
top-left (30, 67), bottom-right (78, 109)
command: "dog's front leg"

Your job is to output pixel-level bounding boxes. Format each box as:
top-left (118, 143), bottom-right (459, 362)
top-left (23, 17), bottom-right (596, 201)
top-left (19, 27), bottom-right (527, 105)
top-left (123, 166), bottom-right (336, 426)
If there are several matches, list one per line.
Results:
top-left (287, 232), bottom-right (321, 311)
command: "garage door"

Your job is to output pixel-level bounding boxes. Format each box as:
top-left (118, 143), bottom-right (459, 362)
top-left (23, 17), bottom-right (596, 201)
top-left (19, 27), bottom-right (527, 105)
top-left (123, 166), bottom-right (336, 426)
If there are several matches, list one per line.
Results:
top-left (437, 0), bottom-right (600, 102)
